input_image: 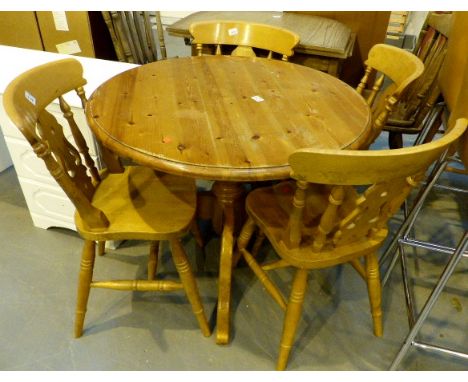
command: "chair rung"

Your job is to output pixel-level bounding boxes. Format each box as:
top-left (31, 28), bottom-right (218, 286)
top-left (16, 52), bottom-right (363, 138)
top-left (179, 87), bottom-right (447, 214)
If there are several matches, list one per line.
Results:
top-left (262, 259), bottom-right (289, 271)
top-left (399, 238), bottom-right (468, 256)
top-left (413, 341), bottom-right (468, 360)
top-left (91, 279), bottom-right (184, 291)
top-left (431, 183), bottom-right (468, 193)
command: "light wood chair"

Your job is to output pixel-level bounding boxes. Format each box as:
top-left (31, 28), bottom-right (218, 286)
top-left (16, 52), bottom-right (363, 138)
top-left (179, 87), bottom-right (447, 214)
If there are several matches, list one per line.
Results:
top-left (355, 43), bottom-right (424, 148)
top-left (237, 118), bottom-right (467, 370)
top-left (188, 19), bottom-right (300, 246)
top-left (384, 12), bottom-right (452, 149)
top-left (189, 20), bottom-right (300, 61)
top-left (2, 58), bottom-right (211, 339)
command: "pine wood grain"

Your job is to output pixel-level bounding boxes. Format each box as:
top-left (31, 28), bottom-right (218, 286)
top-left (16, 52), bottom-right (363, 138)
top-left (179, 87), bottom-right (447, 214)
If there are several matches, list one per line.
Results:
top-left (86, 55), bottom-right (371, 182)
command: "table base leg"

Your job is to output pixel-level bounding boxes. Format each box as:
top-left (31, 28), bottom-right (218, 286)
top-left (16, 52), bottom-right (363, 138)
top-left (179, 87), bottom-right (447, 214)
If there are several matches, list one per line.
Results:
top-left (212, 181), bottom-right (245, 345)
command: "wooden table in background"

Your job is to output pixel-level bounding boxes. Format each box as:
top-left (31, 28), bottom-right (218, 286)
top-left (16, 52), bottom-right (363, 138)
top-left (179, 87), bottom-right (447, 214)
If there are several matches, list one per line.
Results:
top-left (86, 55), bottom-right (371, 344)
top-left (166, 11), bottom-right (355, 77)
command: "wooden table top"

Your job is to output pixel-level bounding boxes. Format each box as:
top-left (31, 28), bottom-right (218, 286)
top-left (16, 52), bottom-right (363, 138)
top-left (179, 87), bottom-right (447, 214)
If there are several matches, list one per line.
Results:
top-left (166, 11), bottom-right (355, 59)
top-left (86, 55), bottom-right (371, 182)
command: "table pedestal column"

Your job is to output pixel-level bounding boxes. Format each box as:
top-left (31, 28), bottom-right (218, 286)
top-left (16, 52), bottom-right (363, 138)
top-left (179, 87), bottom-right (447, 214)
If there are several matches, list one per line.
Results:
top-left (211, 181), bottom-right (245, 344)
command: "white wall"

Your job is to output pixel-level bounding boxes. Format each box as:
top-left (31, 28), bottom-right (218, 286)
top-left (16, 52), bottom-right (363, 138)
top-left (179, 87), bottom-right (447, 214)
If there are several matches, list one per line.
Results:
top-left (160, 11), bottom-right (193, 26)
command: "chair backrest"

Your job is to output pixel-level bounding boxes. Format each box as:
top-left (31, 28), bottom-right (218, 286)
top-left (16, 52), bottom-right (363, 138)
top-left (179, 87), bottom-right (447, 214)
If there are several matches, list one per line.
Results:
top-left (189, 20), bottom-right (300, 61)
top-left (284, 118), bottom-right (467, 250)
top-left (2, 58), bottom-right (109, 230)
top-left (356, 43), bottom-right (424, 147)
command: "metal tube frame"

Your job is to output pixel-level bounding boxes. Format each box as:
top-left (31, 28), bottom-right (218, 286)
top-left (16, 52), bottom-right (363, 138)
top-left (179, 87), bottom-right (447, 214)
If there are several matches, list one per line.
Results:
top-left (389, 232), bottom-right (468, 370)
top-left (379, 102), bottom-right (448, 279)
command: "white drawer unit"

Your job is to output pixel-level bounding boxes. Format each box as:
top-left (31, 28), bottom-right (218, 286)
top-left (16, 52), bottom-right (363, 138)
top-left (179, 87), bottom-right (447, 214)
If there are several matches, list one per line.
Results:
top-left (19, 177), bottom-right (76, 230)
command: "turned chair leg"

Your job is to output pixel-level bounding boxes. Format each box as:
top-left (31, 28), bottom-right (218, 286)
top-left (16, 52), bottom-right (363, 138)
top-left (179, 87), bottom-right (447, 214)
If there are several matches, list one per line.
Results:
top-left (191, 220), bottom-right (205, 249)
top-left (389, 131), bottom-right (403, 149)
top-left (251, 229), bottom-right (266, 257)
top-left (277, 268), bottom-right (309, 371)
top-left (234, 216), bottom-right (256, 266)
top-left (97, 241), bottom-right (106, 256)
top-left (170, 238), bottom-right (211, 337)
top-left (189, 220), bottom-right (207, 273)
top-left (148, 241), bottom-right (159, 280)
top-left (365, 252), bottom-right (383, 337)
top-left (75, 240), bottom-right (96, 338)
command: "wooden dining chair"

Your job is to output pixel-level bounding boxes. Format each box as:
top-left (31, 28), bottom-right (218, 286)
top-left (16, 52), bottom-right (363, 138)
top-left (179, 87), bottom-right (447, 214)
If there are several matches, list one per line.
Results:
top-left (383, 12), bottom-right (452, 149)
top-left (2, 58), bottom-right (211, 339)
top-left (189, 20), bottom-right (300, 61)
top-left (237, 118), bottom-right (467, 370)
top-left (355, 43), bottom-right (424, 149)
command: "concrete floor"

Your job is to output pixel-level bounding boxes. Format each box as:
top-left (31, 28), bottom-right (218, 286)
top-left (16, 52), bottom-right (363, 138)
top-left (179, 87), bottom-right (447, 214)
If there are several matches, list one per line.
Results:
top-left (0, 33), bottom-right (467, 372)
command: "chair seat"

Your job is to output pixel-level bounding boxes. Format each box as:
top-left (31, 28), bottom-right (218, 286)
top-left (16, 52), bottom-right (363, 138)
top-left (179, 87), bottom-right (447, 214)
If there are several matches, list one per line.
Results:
top-left (75, 166), bottom-right (196, 241)
top-left (246, 182), bottom-right (387, 269)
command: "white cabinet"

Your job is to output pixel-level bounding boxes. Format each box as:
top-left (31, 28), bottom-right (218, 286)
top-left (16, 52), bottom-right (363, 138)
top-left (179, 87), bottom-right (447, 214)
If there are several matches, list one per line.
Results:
top-left (0, 44), bottom-right (137, 231)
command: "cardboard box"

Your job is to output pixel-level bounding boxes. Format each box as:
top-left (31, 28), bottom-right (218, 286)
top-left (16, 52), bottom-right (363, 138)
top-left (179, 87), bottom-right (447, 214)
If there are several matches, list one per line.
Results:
top-left (0, 11), bottom-right (116, 60)
top-left (36, 11), bottom-right (95, 57)
top-left (0, 11), bottom-right (44, 51)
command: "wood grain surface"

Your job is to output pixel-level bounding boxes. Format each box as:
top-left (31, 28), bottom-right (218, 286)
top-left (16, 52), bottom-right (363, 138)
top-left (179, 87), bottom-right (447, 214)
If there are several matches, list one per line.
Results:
top-left (86, 55), bottom-right (371, 182)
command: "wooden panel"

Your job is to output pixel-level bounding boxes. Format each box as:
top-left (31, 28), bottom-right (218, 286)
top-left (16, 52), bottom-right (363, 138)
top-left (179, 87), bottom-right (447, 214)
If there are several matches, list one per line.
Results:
top-left (427, 12), bottom-right (453, 38)
top-left (287, 11), bottom-right (391, 86)
top-left (0, 11), bottom-right (44, 50)
top-left (438, 12), bottom-right (468, 168)
top-left (438, 11), bottom-right (468, 116)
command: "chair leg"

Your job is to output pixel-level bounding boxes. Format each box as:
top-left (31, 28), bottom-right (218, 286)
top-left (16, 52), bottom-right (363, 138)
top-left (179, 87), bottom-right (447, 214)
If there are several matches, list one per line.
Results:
top-left (97, 241), bottom-right (106, 256)
top-left (277, 268), bottom-right (309, 371)
top-left (74, 240), bottom-right (96, 338)
top-left (170, 238), bottom-right (211, 337)
top-left (148, 241), bottom-right (159, 280)
top-left (389, 131), bottom-right (403, 149)
top-left (241, 248), bottom-right (287, 310)
top-left (251, 229), bottom-right (266, 257)
top-left (191, 220), bottom-right (206, 273)
top-left (234, 216), bottom-right (256, 266)
top-left (365, 253), bottom-right (383, 337)
top-left (190, 220), bottom-right (205, 249)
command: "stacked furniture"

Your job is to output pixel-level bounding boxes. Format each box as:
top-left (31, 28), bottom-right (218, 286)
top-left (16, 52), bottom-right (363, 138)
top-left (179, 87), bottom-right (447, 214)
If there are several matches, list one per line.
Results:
top-left (101, 11), bottom-right (167, 63)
